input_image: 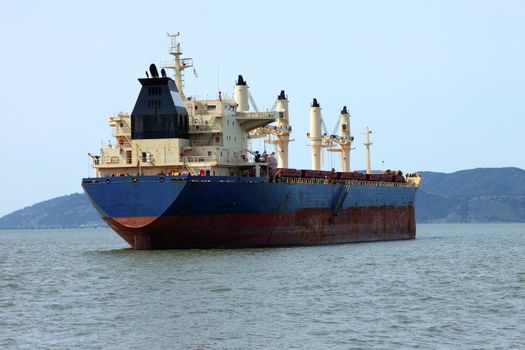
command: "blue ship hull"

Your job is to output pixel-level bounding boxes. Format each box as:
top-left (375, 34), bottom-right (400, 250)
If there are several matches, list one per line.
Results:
top-left (82, 175), bottom-right (417, 249)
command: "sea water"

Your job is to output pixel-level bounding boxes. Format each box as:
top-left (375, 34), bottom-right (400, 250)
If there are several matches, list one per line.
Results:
top-left (1, 224), bottom-right (524, 349)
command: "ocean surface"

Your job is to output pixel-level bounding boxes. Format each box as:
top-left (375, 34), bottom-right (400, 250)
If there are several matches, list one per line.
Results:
top-left (1, 224), bottom-right (524, 350)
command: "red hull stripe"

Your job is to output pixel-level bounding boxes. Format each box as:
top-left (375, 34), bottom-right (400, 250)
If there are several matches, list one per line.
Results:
top-left (104, 205), bottom-right (416, 249)
top-left (113, 216), bottom-right (158, 228)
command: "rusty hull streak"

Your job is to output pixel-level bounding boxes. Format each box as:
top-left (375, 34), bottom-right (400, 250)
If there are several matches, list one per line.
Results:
top-left (103, 204), bottom-right (416, 249)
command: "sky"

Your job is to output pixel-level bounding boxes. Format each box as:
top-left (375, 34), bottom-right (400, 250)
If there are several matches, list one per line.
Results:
top-left (0, 0), bottom-right (524, 216)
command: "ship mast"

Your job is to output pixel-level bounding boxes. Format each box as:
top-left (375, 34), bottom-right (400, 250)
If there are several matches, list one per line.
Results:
top-left (363, 127), bottom-right (373, 175)
top-left (263, 90), bottom-right (291, 168)
top-left (308, 98), bottom-right (323, 171)
top-left (162, 32), bottom-right (193, 101)
top-left (326, 106), bottom-right (355, 172)
top-left (339, 107), bottom-right (352, 171)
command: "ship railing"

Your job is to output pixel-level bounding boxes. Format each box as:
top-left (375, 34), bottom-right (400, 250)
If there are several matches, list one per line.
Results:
top-left (95, 150), bottom-right (131, 166)
top-left (188, 124), bottom-right (222, 133)
top-left (190, 140), bottom-right (220, 147)
top-left (189, 110), bottom-right (216, 117)
top-left (112, 126), bottom-right (131, 137)
top-left (139, 147), bottom-right (182, 165)
top-left (274, 176), bottom-right (416, 188)
top-left (107, 156), bottom-right (120, 164)
top-left (100, 141), bottom-right (132, 150)
top-left (235, 111), bottom-right (276, 119)
top-left (100, 140), bottom-right (114, 148)
top-left (99, 156), bottom-right (122, 164)
top-left (183, 156), bottom-right (216, 163)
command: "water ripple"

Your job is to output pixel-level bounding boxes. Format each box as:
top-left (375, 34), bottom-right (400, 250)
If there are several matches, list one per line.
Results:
top-left (0, 224), bottom-right (524, 349)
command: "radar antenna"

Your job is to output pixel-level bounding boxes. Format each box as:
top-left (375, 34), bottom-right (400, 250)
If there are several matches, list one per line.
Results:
top-left (161, 32), bottom-right (194, 101)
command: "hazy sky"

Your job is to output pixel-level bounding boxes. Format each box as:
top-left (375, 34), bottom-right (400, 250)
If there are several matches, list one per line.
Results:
top-left (1, 0), bottom-right (524, 216)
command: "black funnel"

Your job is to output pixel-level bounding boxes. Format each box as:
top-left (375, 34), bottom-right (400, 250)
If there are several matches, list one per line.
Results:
top-left (236, 75), bottom-right (246, 85)
top-left (312, 98), bottom-right (320, 107)
top-left (131, 70), bottom-right (189, 140)
top-left (341, 106), bottom-right (348, 114)
top-left (149, 64), bottom-right (159, 78)
top-left (278, 90), bottom-right (286, 100)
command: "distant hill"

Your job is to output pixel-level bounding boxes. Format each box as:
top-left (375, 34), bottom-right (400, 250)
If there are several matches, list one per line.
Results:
top-left (1, 167), bottom-right (525, 229)
top-left (416, 167), bottom-right (525, 223)
top-left (0, 193), bottom-right (104, 229)
top-left (419, 167), bottom-right (525, 197)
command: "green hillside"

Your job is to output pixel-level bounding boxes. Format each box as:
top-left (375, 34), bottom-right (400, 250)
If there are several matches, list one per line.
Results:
top-left (416, 167), bottom-right (525, 222)
top-left (0, 193), bottom-right (104, 229)
top-left (419, 167), bottom-right (525, 197)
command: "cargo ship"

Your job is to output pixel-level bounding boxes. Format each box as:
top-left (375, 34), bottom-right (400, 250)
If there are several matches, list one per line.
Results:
top-left (82, 33), bottom-right (421, 249)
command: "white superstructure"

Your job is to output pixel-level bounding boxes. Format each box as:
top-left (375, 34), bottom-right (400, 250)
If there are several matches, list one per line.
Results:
top-left (90, 33), bottom-right (382, 178)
